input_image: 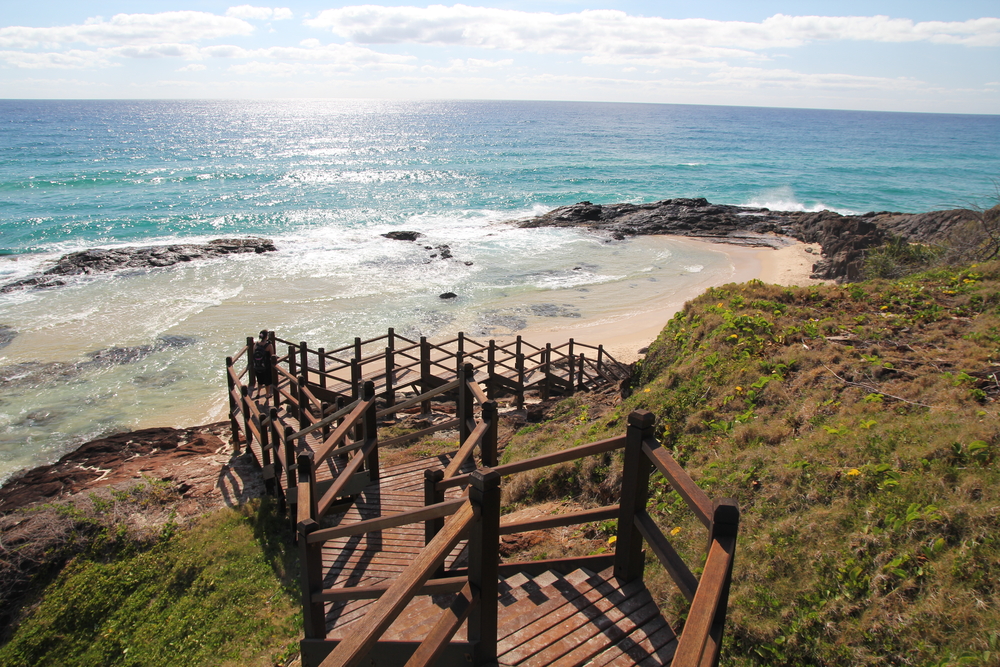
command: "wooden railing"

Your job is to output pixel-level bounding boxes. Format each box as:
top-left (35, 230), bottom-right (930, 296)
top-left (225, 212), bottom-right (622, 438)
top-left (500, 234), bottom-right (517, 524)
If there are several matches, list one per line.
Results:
top-left (297, 409), bottom-right (739, 667)
top-left (224, 331), bottom-right (627, 512)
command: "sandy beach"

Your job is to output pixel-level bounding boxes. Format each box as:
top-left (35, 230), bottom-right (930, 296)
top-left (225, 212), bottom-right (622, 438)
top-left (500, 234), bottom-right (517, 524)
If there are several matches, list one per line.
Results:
top-left (504, 236), bottom-right (827, 363)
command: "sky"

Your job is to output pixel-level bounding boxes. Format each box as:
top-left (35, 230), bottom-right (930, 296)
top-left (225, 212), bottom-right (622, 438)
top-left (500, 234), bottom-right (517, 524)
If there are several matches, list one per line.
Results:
top-left (1, 1), bottom-right (998, 113)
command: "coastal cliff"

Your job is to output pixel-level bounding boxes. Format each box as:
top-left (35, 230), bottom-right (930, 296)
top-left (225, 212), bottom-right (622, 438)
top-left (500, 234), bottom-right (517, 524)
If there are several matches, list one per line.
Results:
top-left (515, 198), bottom-right (981, 281)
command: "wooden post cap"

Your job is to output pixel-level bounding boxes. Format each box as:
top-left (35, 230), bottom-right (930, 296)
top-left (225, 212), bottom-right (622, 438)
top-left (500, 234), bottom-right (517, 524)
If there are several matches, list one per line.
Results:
top-left (363, 380), bottom-right (375, 400)
top-left (424, 468), bottom-right (444, 482)
top-left (471, 468), bottom-right (501, 490)
top-left (628, 409), bottom-right (655, 429)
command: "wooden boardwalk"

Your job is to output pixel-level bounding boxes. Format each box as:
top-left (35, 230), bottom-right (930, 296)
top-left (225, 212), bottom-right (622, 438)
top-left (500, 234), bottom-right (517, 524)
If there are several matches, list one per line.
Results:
top-left (314, 454), bottom-right (680, 666)
top-left (225, 332), bottom-right (737, 667)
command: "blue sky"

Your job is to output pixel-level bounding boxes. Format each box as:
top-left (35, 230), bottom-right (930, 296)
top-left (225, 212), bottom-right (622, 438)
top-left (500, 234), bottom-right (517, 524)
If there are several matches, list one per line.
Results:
top-left (1, 1), bottom-right (997, 113)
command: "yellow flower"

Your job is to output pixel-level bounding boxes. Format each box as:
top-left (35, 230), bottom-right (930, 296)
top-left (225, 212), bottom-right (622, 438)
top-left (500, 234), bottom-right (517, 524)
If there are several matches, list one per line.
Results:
top-left (735, 386), bottom-right (743, 392)
top-left (846, 468), bottom-right (861, 477)
top-left (607, 535), bottom-right (617, 545)
top-left (717, 302), bottom-right (724, 307)
top-left (729, 334), bottom-right (738, 339)
top-left (643, 387), bottom-right (651, 393)
top-left (670, 527), bottom-right (682, 536)
top-left (880, 305), bottom-right (889, 310)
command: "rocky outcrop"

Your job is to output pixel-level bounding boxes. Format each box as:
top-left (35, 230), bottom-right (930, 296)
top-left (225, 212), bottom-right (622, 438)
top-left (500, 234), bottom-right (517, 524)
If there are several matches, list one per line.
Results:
top-left (0, 423), bottom-right (239, 512)
top-left (1, 238), bottom-right (277, 293)
top-left (514, 199), bottom-right (979, 282)
top-left (382, 231), bottom-right (424, 241)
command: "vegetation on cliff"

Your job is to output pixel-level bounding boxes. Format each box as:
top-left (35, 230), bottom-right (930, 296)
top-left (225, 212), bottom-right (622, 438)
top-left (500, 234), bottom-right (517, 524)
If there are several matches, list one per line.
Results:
top-left (3, 256), bottom-right (998, 666)
top-left (501, 262), bottom-right (1000, 666)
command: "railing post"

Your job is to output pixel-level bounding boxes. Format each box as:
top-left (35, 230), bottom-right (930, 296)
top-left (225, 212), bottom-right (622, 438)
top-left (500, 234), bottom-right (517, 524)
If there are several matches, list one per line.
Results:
top-left (270, 408), bottom-right (286, 514)
top-left (284, 426), bottom-right (297, 527)
top-left (363, 381), bottom-right (379, 481)
top-left (270, 354), bottom-right (280, 411)
top-left (707, 499), bottom-right (740, 666)
top-left (487, 340), bottom-right (497, 400)
top-left (288, 344), bottom-right (297, 378)
top-left (298, 517), bottom-right (326, 640)
top-left (317, 347), bottom-right (327, 388)
top-left (424, 468), bottom-right (446, 578)
top-left (515, 352), bottom-right (525, 410)
top-left (245, 336), bottom-right (255, 382)
top-left (468, 468), bottom-right (500, 665)
top-left (350, 358), bottom-right (361, 401)
top-left (298, 374), bottom-right (311, 425)
top-left (598, 344), bottom-right (604, 375)
top-left (615, 409), bottom-right (655, 583)
top-left (299, 340), bottom-right (308, 381)
top-left (298, 452), bottom-right (316, 521)
top-left (481, 400), bottom-right (498, 468)
top-left (384, 345), bottom-right (395, 409)
top-left (578, 353), bottom-right (586, 391)
top-left (240, 386), bottom-right (255, 457)
top-left (226, 357), bottom-right (241, 454)
top-left (567, 338), bottom-right (575, 394)
top-left (259, 411), bottom-right (274, 496)
top-left (320, 401), bottom-right (330, 440)
top-left (420, 336), bottom-right (432, 414)
top-left (456, 331), bottom-right (465, 376)
top-left (542, 343), bottom-right (552, 400)
top-left (459, 363), bottom-right (475, 444)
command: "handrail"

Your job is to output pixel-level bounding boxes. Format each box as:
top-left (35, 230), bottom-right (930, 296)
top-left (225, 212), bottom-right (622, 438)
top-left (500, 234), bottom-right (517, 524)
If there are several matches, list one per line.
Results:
top-left (442, 420), bottom-right (488, 479)
top-left (403, 582), bottom-right (477, 667)
top-left (642, 438), bottom-right (713, 528)
top-left (287, 398), bottom-right (360, 442)
top-left (439, 435), bottom-right (626, 490)
top-left (315, 576), bottom-right (468, 603)
top-left (316, 436), bottom-right (377, 517)
top-left (314, 397), bottom-right (375, 467)
top-left (231, 344), bottom-right (249, 362)
top-left (308, 496), bottom-right (467, 543)
top-left (317, 502), bottom-right (476, 667)
top-left (634, 510), bottom-right (698, 602)
top-left (498, 505), bottom-right (620, 535)
top-left (375, 378), bottom-right (460, 418)
top-left (672, 529), bottom-right (737, 666)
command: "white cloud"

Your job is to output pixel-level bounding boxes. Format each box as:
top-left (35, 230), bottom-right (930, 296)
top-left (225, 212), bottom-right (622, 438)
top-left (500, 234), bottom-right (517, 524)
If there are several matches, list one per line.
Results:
top-left (226, 6), bottom-right (293, 21)
top-left (0, 49), bottom-right (116, 69)
top-left (177, 63), bottom-right (207, 72)
top-left (305, 6), bottom-right (1000, 68)
top-left (0, 12), bottom-right (253, 49)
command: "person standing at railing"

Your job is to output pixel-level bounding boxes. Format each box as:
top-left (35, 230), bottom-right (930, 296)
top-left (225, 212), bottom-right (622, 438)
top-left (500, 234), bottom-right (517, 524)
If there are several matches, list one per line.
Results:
top-left (250, 329), bottom-right (276, 398)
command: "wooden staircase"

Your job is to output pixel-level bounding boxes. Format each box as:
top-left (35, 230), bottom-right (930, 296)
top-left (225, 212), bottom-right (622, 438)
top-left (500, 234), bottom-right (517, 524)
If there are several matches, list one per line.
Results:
top-left (225, 334), bottom-right (738, 667)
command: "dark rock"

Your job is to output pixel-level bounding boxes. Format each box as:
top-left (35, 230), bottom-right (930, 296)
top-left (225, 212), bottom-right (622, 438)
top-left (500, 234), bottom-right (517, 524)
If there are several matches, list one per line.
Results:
top-left (1, 238), bottom-right (277, 293)
top-left (439, 292), bottom-right (458, 299)
top-left (513, 199), bottom-right (981, 282)
top-left (0, 325), bottom-right (15, 350)
top-left (0, 424), bottom-right (229, 512)
top-left (464, 261), bottom-right (474, 266)
top-left (382, 231), bottom-right (424, 241)
top-left (530, 303), bottom-right (581, 318)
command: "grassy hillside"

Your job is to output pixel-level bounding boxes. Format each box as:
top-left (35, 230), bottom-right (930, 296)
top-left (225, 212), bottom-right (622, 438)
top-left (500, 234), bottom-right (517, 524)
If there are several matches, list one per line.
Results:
top-left (501, 262), bottom-right (1000, 666)
top-left (0, 497), bottom-right (300, 667)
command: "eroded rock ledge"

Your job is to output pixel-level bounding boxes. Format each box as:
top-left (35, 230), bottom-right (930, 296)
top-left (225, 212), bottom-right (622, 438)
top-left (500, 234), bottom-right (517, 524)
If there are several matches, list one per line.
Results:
top-left (1, 238), bottom-right (277, 293)
top-left (514, 198), bottom-right (978, 282)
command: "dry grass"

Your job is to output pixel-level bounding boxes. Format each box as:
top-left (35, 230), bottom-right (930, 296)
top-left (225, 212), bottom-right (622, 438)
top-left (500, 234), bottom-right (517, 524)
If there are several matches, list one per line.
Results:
top-left (498, 263), bottom-right (1000, 666)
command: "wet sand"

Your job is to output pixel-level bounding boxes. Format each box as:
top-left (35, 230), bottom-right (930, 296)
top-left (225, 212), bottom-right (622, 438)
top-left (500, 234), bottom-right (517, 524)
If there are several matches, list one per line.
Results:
top-left (499, 236), bottom-right (827, 364)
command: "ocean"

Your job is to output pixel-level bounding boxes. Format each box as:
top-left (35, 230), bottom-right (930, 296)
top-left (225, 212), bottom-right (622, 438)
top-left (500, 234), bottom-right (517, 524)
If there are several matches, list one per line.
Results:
top-left (1, 99), bottom-right (998, 481)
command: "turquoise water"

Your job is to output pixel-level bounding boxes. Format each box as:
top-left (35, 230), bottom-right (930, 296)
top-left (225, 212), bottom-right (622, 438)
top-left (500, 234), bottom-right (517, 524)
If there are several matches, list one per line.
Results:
top-left (1, 99), bottom-right (998, 481)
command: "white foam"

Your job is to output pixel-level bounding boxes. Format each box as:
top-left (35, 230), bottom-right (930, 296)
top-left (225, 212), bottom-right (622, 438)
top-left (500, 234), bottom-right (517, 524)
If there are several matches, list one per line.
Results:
top-left (744, 186), bottom-right (857, 216)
